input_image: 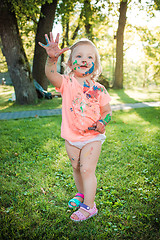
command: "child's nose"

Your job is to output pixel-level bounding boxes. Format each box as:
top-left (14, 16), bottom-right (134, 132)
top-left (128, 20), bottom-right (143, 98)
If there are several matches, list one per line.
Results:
top-left (82, 60), bottom-right (87, 64)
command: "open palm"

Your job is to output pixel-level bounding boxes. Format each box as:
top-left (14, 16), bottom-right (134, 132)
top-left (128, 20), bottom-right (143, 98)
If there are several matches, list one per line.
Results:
top-left (39, 32), bottom-right (69, 59)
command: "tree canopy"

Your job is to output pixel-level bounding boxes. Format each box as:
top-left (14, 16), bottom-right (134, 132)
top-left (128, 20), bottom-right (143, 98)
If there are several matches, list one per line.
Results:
top-left (0, 0), bottom-right (159, 104)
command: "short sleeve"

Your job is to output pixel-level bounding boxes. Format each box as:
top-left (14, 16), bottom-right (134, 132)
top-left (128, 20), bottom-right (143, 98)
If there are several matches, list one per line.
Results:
top-left (55, 75), bottom-right (67, 94)
top-left (99, 87), bottom-right (112, 107)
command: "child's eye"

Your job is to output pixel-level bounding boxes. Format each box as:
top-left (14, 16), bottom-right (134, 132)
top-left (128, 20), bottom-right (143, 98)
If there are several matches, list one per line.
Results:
top-left (77, 55), bottom-right (81, 58)
top-left (88, 56), bottom-right (93, 59)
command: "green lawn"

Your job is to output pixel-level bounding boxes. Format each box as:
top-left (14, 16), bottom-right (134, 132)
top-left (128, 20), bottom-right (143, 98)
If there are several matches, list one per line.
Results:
top-left (0, 85), bottom-right (159, 112)
top-left (0, 107), bottom-right (159, 239)
top-left (0, 85), bottom-right (62, 112)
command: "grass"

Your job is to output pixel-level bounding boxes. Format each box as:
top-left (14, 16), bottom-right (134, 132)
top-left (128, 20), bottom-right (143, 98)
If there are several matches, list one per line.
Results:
top-left (0, 85), bottom-right (159, 112)
top-left (0, 107), bottom-right (160, 239)
top-left (108, 87), bottom-right (160, 104)
top-left (0, 85), bottom-right (62, 112)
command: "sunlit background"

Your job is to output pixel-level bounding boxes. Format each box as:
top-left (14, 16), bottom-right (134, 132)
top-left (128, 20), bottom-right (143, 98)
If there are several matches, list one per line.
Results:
top-left (0, 0), bottom-right (160, 88)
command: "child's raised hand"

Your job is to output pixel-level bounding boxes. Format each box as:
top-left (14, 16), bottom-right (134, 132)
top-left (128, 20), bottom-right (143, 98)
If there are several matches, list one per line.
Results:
top-left (38, 32), bottom-right (69, 59)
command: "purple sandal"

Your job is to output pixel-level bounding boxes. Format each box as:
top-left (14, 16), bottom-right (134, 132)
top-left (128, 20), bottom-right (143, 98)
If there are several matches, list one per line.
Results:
top-left (70, 202), bottom-right (98, 222)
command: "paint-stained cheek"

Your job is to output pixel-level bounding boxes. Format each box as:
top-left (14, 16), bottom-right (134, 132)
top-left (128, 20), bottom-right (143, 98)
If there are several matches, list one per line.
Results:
top-left (72, 60), bottom-right (81, 71)
top-left (83, 62), bottom-right (94, 76)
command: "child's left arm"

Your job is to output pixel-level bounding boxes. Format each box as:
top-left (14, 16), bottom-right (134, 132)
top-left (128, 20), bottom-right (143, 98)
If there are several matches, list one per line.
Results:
top-left (91, 103), bottom-right (112, 134)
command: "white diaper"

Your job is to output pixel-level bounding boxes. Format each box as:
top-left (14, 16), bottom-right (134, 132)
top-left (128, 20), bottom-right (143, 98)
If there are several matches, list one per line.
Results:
top-left (68, 134), bottom-right (106, 149)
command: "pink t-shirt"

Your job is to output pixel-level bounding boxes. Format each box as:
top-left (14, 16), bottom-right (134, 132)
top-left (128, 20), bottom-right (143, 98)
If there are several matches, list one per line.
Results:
top-left (56, 75), bottom-right (111, 142)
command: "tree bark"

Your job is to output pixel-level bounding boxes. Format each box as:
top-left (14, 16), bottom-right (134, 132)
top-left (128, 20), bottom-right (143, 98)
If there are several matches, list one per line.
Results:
top-left (32, 0), bottom-right (58, 90)
top-left (83, 0), bottom-right (93, 41)
top-left (0, 0), bottom-right (37, 104)
top-left (113, 0), bottom-right (127, 89)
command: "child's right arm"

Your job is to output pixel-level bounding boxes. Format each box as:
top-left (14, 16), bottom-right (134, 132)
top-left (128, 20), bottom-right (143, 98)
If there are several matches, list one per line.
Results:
top-left (45, 57), bottom-right (62, 88)
top-left (39, 33), bottom-right (69, 88)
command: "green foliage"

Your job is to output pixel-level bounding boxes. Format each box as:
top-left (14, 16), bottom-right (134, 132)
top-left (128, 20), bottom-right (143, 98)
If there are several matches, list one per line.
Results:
top-left (139, 26), bottom-right (160, 84)
top-left (154, 0), bottom-right (160, 10)
top-left (0, 0), bottom-right (160, 88)
top-left (0, 107), bottom-right (159, 239)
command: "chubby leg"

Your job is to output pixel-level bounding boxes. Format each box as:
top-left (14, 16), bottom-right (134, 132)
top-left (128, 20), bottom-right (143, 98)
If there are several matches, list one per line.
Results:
top-left (71, 141), bottom-right (102, 220)
top-left (65, 141), bottom-right (84, 205)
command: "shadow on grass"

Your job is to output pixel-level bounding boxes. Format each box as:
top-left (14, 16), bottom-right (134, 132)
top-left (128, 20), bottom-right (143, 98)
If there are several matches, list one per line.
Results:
top-left (113, 89), bottom-right (141, 104)
top-left (115, 89), bottom-right (160, 127)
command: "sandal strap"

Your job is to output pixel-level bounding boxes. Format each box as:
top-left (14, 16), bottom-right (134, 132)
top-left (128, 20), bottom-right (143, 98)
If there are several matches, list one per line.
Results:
top-left (75, 193), bottom-right (84, 199)
top-left (68, 198), bottom-right (81, 208)
top-left (79, 202), bottom-right (90, 210)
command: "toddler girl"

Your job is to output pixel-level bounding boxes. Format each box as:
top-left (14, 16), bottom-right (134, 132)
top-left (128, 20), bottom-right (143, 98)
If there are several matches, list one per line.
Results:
top-left (39, 33), bottom-right (112, 222)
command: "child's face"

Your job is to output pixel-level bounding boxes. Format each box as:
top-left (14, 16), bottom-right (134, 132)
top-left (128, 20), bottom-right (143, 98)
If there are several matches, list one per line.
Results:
top-left (71, 44), bottom-right (96, 77)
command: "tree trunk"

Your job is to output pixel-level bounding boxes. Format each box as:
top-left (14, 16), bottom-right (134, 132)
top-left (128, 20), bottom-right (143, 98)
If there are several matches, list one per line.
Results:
top-left (113, 0), bottom-right (127, 89)
top-left (0, 0), bottom-right (37, 104)
top-left (32, 0), bottom-right (58, 90)
top-left (83, 0), bottom-right (93, 41)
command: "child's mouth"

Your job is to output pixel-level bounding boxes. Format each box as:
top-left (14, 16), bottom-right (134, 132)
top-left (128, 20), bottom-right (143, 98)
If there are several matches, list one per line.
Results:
top-left (80, 65), bottom-right (88, 68)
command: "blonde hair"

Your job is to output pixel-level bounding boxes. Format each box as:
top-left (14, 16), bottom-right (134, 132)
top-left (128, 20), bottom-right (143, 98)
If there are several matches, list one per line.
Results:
top-left (64, 39), bottom-right (102, 81)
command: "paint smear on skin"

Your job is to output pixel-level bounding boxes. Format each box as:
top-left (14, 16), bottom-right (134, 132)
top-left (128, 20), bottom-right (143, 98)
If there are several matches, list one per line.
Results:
top-left (41, 43), bottom-right (46, 47)
top-left (104, 113), bottom-right (111, 123)
top-left (73, 60), bottom-right (77, 65)
top-left (45, 36), bottom-right (49, 44)
top-left (84, 147), bottom-right (93, 157)
top-left (45, 36), bottom-right (50, 47)
top-left (99, 113), bottom-right (112, 125)
top-left (84, 150), bottom-right (90, 158)
top-left (83, 62), bottom-right (94, 76)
